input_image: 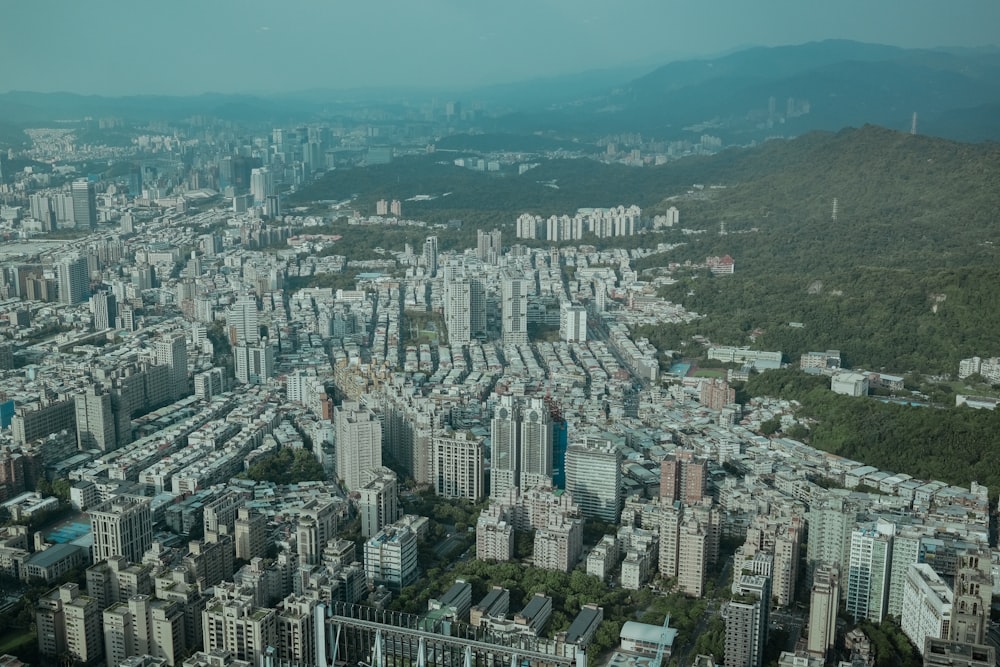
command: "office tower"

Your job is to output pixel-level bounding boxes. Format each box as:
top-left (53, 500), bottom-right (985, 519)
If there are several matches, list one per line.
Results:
top-left (128, 163), bottom-right (143, 197)
top-left (155, 333), bottom-right (188, 400)
top-left (228, 293), bottom-right (260, 344)
top-left (559, 302), bottom-right (587, 343)
top-left (490, 396), bottom-right (553, 498)
top-left (37, 583), bottom-right (103, 665)
top-left (90, 289), bottom-right (117, 330)
top-left (950, 549), bottom-right (992, 645)
top-left (431, 430), bottom-right (485, 501)
top-left (564, 437), bottom-right (622, 522)
top-left (901, 564), bottom-right (952, 657)
top-left (660, 449), bottom-right (706, 504)
top-left (423, 235), bottom-right (439, 277)
top-left (201, 588), bottom-right (276, 666)
top-left (234, 340), bottom-right (275, 385)
top-left (725, 575), bottom-right (770, 667)
top-left (807, 563), bottom-right (840, 661)
top-left (71, 178), bottom-right (97, 230)
top-left (249, 167), bottom-right (274, 205)
top-left (90, 496), bottom-right (153, 563)
top-left (501, 270), bottom-right (529, 345)
top-left (845, 522), bottom-right (894, 623)
top-left (364, 525), bottom-right (418, 592)
top-left (445, 276), bottom-right (473, 346)
top-left (477, 228), bottom-right (502, 264)
top-left (334, 401), bottom-right (382, 492)
top-left (358, 468), bottom-right (400, 538)
top-left (57, 255), bottom-right (90, 305)
top-left (74, 387), bottom-right (117, 451)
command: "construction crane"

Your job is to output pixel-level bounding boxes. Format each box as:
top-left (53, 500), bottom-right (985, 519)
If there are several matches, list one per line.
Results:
top-left (653, 614), bottom-right (672, 667)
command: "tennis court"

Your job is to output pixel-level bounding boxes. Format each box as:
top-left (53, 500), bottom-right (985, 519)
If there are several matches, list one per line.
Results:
top-left (46, 521), bottom-right (91, 544)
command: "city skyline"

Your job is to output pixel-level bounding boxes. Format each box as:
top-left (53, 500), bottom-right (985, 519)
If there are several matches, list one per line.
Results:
top-left (0, 0), bottom-right (997, 96)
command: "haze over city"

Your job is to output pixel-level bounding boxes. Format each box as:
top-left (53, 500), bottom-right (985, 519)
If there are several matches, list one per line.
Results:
top-left (2, 0), bottom-right (999, 95)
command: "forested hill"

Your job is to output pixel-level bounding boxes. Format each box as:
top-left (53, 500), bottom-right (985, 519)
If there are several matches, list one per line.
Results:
top-left (633, 126), bottom-right (1000, 374)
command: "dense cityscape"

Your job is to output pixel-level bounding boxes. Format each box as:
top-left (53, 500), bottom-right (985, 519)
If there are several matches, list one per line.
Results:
top-left (0, 103), bottom-right (993, 667)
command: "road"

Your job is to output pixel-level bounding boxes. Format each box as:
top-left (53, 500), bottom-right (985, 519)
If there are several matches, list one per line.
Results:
top-left (671, 557), bottom-right (733, 667)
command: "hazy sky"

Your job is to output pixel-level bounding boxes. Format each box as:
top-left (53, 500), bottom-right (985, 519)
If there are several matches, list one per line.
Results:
top-left (2, 0), bottom-right (997, 96)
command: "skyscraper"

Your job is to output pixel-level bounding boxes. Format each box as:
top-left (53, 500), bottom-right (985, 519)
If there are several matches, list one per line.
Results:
top-left (845, 522), bottom-right (894, 623)
top-left (423, 236), bottom-right (439, 277)
top-left (431, 430), bottom-right (485, 501)
top-left (57, 255), bottom-right (90, 305)
top-left (71, 179), bottom-right (97, 230)
top-left (445, 276), bottom-right (473, 346)
top-left (358, 468), bottom-right (401, 538)
top-left (334, 401), bottom-right (383, 492)
top-left (228, 293), bottom-right (261, 345)
top-left (490, 396), bottom-right (553, 498)
top-left (950, 548), bottom-right (993, 645)
top-left (501, 270), bottom-right (529, 345)
top-left (249, 167), bottom-right (274, 205)
top-left (74, 387), bottom-right (117, 452)
top-left (565, 437), bottom-right (622, 523)
top-left (725, 575), bottom-right (771, 667)
top-left (808, 563), bottom-right (840, 661)
top-left (559, 301), bottom-right (587, 343)
top-left (477, 228), bottom-right (502, 264)
top-left (234, 340), bottom-right (275, 385)
top-left (90, 290), bottom-right (117, 330)
top-left (90, 496), bottom-right (153, 563)
top-left (155, 333), bottom-right (188, 400)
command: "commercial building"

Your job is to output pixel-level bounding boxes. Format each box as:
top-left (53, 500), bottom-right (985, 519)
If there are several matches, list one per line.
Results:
top-left (564, 437), bottom-right (622, 523)
top-left (90, 495), bottom-right (153, 564)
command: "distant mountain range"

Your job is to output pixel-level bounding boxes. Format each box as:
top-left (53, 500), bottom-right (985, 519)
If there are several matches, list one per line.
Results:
top-left (493, 40), bottom-right (1000, 142)
top-left (1, 40), bottom-right (999, 143)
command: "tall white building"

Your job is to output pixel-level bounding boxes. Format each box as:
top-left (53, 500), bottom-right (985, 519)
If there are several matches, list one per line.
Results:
top-left (423, 235), bottom-right (439, 277)
top-left (202, 586), bottom-right (276, 666)
top-left (74, 387), bottom-right (117, 452)
top-left (358, 468), bottom-right (400, 538)
top-left (364, 525), bottom-right (418, 592)
top-left (57, 255), bottom-right (90, 305)
top-left (334, 401), bottom-right (382, 492)
top-left (445, 276), bottom-right (473, 346)
top-left (559, 302), bottom-right (587, 343)
top-left (901, 563), bottom-right (952, 656)
top-left (807, 563), bottom-right (840, 661)
top-left (90, 290), bottom-right (117, 330)
top-left (501, 270), bottom-right (529, 345)
top-left (234, 340), bottom-right (275, 385)
top-left (845, 522), bottom-right (894, 622)
top-left (477, 228), bottom-right (502, 264)
top-left (90, 496), bottom-right (153, 564)
top-left (564, 437), bottom-right (622, 522)
top-left (155, 333), bottom-right (188, 400)
top-left (249, 167), bottom-right (274, 205)
top-left (228, 293), bottom-right (261, 345)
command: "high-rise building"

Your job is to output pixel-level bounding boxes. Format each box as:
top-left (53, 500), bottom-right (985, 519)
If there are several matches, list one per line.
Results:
top-left (477, 228), bottom-right (502, 264)
top-left (845, 522), bottom-right (894, 623)
top-left (725, 575), bottom-right (770, 667)
top-left (423, 236), bottom-right (439, 277)
top-left (103, 595), bottom-right (185, 667)
top-left (950, 548), bottom-right (992, 646)
top-left (445, 276), bottom-right (473, 346)
top-left (155, 333), bottom-right (188, 400)
top-left (501, 270), bottom-right (529, 345)
top-left (201, 586), bottom-right (276, 666)
top-left (660, 449), bottom-right (707, 504)
top-left (490, 396), bottom-right (552, 498)
top-left (334, 401), bottom-right (382, 492)
top-left (234, 507), bottom-right (267, 561)
top-left (228, 293), bottom-right (261, 345)
top-left (559, 302), bottom-right (587, 343)
top-left (90, 496), bottom-right (153, 564)
top-left (364, 524), bottom-right (418, 592)
top-left (358, 467), bottom-right (400, 538)
top-left (431, 430), bottom-right (485, 501)
top-left (807, 563), bottom-right (840, 661)
top-left (564, 437), bottom-right (622, 523)
top-left (37, 583), bottom-right (103, 665)
top-left (276, 594), bottom-right (317, 666)
top-left (71, 179), bottom-right (97, 230)
top-left (74, 386), bottom-right (117, 452)
top-left (57, 255), bottom-right (90, 305)
top-left (249, 167), bottom-right (274, 205)
top-left (234, 340), bottom-right (275, 385)
top-left (90, 290), bottom-right (117, 330)
top-left (295, 498), bottom-right (339, 567)
top-left (901, 563), bottom-right (952, 656)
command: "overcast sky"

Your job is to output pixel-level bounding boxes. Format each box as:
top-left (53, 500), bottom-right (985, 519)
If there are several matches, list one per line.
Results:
top-left (2, 0), bottom-right (997, 96)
